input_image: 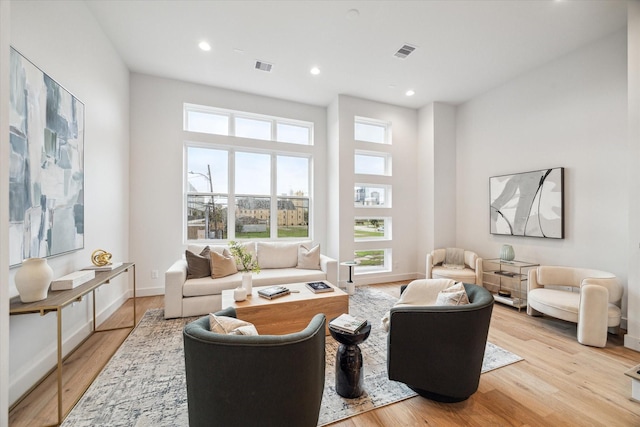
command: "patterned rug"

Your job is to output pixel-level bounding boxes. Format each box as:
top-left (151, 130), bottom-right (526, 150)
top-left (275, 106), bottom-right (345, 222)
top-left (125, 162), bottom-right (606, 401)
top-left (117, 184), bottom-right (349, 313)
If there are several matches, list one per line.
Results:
top-left (62, 286), bottom-right (523, 427)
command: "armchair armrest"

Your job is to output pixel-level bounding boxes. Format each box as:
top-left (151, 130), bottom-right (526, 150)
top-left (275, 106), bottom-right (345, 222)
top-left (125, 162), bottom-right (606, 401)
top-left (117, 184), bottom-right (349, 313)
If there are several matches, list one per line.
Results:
top-left (320, 254), bottom-right (337, 286)
top-left (164, 259), bottom-right (187, 319)
top-left (577, 284), bottom-right (609, 347)
top-left (474, 257), bottom-right (483, 285)
top-left (426, 253), bottom-right (434, 279)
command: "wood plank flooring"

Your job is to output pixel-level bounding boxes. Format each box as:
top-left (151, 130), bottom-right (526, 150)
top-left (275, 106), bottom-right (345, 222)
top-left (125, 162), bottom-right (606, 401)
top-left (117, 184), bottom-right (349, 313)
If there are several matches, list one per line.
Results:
top-left (9, 282), bottom-right (640, 426)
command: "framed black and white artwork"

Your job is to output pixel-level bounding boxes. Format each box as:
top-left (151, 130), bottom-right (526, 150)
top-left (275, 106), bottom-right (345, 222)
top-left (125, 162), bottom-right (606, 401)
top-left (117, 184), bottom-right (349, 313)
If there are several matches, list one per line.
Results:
top-left (490, 167), bottom-right (564, 239)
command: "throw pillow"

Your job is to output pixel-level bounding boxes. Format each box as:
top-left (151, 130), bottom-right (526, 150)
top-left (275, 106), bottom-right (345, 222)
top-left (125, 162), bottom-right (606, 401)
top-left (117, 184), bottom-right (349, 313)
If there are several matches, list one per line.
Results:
top-left (186, 246), bottom-right (211, 279)
top-left (256, 241), bottom-right (302, 269)
top-left (435, 282), bottom-right (470, 306)
top-left (297, 244), bottom-right (320, 270)
top-left (210, 249), bottom-right (238, 279)
top-left (209, 314), bottom-right (259, 335)
top-left (443, 247), bottom-right (465, 269)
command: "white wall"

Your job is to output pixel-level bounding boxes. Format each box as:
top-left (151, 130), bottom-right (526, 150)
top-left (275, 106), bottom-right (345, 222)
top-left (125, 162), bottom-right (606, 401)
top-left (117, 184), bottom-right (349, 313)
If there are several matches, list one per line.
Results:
top-left (456, 30), bottom-right (628, 315)
top-left (129, 73), bottom-right (328, 294)
top-left (7, 0), bottom-right (130, 405)
top-left (1, 2), bottom-right (10, 425)
top-left (329, 95), bottom-right (419, 285)
top-left (625, 0), bottom-right (640, 351)
top-left (417, 102), bottom-right (457, 275)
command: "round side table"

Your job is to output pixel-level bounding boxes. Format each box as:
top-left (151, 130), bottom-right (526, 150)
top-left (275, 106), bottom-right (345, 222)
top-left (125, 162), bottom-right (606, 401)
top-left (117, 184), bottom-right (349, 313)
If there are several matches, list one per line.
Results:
top-left (328, 320), bottom-right (371, 398)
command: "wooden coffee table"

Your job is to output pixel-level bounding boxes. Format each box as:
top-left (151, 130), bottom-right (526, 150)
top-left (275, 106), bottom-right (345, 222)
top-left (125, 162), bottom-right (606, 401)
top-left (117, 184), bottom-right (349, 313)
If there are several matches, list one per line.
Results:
top-left (221, 281), bottom-right (349, 335)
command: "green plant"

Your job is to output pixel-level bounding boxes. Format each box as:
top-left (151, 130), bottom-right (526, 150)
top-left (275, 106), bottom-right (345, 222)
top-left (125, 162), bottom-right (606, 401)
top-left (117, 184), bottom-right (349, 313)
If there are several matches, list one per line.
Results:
top-left (228, 241), bottom-right (261, 274)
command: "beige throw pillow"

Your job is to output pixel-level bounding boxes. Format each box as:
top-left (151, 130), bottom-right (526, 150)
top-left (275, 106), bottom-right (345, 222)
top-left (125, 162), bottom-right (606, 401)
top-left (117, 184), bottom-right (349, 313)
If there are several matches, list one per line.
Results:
top-left (210, 249), bottom-right (238, 278)
top-left (209, 314), bottom-right (258, 335)
top-left (186, 246), bottom-right (211, 279)
top-left (297, 244), bottom-right (321, 270)
top-left (435, 282), bottom-right (470, 306)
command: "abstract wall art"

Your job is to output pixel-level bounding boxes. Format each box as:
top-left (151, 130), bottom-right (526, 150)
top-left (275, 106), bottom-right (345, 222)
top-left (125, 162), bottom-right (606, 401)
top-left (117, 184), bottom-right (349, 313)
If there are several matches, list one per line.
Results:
top-left (490, 167), bottom-right (564, 239)
top-left (9, 47), bottom-right (85, 266)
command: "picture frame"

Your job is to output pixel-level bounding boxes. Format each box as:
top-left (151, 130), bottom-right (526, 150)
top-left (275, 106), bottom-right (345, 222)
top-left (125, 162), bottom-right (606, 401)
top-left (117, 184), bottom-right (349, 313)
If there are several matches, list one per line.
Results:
top-left (489, 167), bottom-right (564, 239)
top-left (9, 47), bottom-right (85, 266)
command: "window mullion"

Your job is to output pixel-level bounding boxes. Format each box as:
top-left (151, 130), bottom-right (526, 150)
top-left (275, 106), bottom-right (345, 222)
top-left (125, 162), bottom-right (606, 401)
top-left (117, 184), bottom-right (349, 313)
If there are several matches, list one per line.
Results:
top-left (270, 154), bottom-right (278, 238)
top-left (228, 150), bottom-right (236, 239)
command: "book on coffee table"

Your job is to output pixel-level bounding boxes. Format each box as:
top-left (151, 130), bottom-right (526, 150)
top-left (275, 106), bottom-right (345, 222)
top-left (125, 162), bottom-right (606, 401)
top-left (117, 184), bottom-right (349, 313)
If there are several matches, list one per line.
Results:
top-left (258, 286), bottom-right (290, 299)
top-left (305, 281), bottom-right (334, 293)
top-left (329, 313), bottom-right (367, 334)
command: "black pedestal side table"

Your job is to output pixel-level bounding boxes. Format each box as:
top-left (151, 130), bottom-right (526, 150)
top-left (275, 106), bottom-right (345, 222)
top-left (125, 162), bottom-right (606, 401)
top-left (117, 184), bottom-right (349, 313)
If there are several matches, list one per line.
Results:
top-left (328, 320), bottom-right (371, 398)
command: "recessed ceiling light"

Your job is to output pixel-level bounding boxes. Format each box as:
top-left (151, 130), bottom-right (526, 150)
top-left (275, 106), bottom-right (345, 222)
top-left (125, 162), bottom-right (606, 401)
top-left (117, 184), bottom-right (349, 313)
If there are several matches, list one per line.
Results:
top-left (405, 89), bottom-right (415, 97)
top-left (198, 41), bottom-right (211, 51)
top-left (310, 67), bottom-right (320, 75)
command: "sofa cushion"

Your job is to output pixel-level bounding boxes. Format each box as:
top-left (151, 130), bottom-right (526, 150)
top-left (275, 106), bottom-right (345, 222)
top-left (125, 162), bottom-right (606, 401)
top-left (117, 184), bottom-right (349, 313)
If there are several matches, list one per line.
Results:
top-left (257, 241), bottom-right (309, 269)
top-left (297, 244), bottom-right (321, 270)
top-left (209, 314), bottom-right (258, 335)
top-left (186, 246), bottom-right (211, 279)
top-left (210, 249), bottom-right (238, 278)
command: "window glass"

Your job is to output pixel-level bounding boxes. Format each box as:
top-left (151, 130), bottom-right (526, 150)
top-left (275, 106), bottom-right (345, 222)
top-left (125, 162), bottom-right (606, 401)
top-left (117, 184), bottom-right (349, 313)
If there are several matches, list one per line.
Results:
top-left (277, 156), bottom-right (309, 196)
top-left (186, 111), bottom-right (229, 135)
top-left (355, 121), bottom-right (386, 144)
top-left (235, 117), bottom-right (272, 141)
top-left (235, 196), bottom-right (271, 238)
top-left (186, 147), bottom-right (228, 193)
top-left (277, 123), bottom-right (311, 145)
top-left (354, 184), bottom-right (390, 207)
top-left (354, 249), bottom-right (389, 273)
top-left (235, 152), bottom-right (270, 195)
top-left (187, 195), bottom-right (228, 240)
top-left (354, 218), bottom-right (389, 240)
top-left (355, 153), bottom-right (388, 175)
top-left (277, 197), bottom-right (309, 238)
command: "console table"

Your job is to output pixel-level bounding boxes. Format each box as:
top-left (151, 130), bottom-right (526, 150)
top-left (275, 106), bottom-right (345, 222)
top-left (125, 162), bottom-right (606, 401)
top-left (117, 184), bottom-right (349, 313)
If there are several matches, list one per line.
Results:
top-left (482, 259), bottom-right (538, 311)
top-left (9, 262), bottom-right (136, 426)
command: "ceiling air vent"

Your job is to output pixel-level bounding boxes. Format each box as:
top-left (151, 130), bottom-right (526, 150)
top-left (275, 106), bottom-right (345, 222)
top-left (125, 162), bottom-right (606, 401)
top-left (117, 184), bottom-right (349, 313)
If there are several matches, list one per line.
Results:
top-left (255, 60), bottom-right (273, 72)
top-left (394, 44), bottom-right (416, 59)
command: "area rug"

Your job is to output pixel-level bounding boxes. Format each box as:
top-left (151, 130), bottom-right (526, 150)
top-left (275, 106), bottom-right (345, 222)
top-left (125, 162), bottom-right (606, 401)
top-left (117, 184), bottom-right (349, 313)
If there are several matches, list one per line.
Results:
top-left (62, 286), bottom-right (522, 427)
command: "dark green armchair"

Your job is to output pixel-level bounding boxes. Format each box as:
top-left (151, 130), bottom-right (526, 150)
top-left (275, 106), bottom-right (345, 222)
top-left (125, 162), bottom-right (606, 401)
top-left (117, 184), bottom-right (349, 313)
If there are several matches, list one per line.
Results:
top-left (183, 307), bottom-right (326, 427)
top-left (387, 283), bottom-right (494, 402)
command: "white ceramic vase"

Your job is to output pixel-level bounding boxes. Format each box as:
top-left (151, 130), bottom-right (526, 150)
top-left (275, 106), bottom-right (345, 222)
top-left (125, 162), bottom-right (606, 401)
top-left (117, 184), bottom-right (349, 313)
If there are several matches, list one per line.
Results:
top-left (233, 286), bottom-right (247, 302)
top-left (242, 272), bottom-right (252, 295)
top-left (15, 258), bottom-right (54, 303)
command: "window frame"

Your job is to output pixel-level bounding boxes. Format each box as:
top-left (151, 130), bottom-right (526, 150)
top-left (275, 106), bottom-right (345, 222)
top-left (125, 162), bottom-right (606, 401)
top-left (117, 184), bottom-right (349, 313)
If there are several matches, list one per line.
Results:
top-left (184, 103), bottom-right (314, 145)
top-left (354, 116), bottom-right (391, 145)
top-left (184, 141), bottom-right (312, 243)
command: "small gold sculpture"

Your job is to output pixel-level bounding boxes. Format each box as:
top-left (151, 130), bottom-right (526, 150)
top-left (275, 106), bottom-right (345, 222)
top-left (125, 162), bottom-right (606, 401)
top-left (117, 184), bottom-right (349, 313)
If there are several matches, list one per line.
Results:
top-left (91, 249), bottom-right (113, 267)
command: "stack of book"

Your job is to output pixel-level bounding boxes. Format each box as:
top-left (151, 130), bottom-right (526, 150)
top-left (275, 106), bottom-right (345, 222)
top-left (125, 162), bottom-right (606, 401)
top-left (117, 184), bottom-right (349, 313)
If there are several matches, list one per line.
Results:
top-left (329, 313), bottom-right (367, 334)
top-left (257, 286), bottom-right (290, 299)
top-left (305, 281), bottom-right (334, 293)
top-left (51, 270), bottom-right (96, 291)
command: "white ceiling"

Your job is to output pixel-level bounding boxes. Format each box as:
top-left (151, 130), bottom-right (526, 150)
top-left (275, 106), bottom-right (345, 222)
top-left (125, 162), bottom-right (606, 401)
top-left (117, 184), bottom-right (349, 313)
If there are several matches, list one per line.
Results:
top-left (85, 0), bottom-right (628, 109)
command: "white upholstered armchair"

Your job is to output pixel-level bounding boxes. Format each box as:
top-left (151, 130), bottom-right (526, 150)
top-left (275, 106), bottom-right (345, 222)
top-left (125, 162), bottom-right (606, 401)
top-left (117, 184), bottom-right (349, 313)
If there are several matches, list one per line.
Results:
top-left (527, 266), bottom-right (623, 347)
top-left (426, 248), bottom-right (483, 285)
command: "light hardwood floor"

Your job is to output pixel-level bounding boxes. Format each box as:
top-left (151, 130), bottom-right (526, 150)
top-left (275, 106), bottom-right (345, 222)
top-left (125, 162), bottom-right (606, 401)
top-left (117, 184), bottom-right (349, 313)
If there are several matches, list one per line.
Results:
top-left (9, 282), bottom-right (640, 426)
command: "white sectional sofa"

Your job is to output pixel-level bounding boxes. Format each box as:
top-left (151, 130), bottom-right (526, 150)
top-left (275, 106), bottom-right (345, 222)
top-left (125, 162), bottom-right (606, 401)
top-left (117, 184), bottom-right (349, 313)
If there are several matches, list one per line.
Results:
top-left (164, 241), bottom-right (337, 319)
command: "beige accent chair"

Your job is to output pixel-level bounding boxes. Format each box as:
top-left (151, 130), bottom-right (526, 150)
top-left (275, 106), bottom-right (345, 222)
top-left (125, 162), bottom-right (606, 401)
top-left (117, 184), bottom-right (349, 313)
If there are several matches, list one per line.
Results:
top-left (426, 249), bottom-right (483, 285)
top-left (527, 266), bottom-right (623, 347)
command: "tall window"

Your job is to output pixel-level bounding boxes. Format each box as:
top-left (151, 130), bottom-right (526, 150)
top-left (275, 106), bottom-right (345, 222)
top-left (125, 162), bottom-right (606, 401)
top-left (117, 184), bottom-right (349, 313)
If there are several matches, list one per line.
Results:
top-left (353, 116), bottom-right (392, 273)
top-left (184, 104), bottom-right (313, 242)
